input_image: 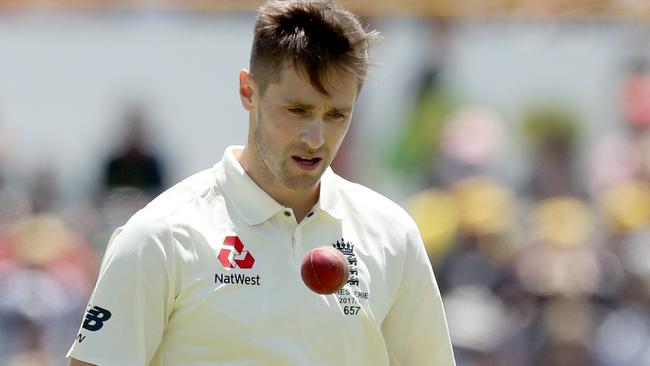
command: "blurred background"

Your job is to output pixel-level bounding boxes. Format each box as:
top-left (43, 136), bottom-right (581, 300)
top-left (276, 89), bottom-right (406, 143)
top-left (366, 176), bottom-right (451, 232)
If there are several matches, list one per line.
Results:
top-left (1, 0), bottom-right (650, 365)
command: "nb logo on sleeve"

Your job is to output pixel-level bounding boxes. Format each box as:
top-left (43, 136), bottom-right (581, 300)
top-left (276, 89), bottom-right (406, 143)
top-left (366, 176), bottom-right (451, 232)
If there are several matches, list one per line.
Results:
top-left (82, 305), bottom-right (112, 331)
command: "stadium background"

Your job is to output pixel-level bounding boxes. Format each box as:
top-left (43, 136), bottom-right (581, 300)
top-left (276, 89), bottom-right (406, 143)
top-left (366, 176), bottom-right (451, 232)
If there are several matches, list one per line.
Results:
top-left (0, 1), bottom-right (649, 365)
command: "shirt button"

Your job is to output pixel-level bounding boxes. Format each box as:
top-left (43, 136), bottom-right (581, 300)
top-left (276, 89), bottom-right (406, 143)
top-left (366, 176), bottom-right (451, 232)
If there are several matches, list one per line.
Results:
top-left (284, 211), bottom-right (291, 217)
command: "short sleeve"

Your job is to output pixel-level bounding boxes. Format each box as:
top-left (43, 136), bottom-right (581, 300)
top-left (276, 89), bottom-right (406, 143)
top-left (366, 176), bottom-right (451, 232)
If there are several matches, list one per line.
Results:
top-left (66, 215), bottom-right (176, 366)
top-left (381, 219), bottom-right (456, 366)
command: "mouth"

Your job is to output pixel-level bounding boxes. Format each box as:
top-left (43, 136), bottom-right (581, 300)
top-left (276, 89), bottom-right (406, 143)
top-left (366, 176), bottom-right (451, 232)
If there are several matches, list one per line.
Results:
top-left (291, 156), bottom-right (323, 171)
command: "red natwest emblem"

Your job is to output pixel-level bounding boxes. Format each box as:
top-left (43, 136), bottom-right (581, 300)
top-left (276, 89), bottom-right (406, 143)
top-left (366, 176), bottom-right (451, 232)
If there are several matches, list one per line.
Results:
top-left (218, 236), bottom-right (255, 269)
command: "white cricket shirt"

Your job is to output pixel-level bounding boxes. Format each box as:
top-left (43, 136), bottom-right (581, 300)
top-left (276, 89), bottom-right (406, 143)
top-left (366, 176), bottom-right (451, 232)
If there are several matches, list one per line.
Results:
top-left (67, 146), bottom-right (455, 366)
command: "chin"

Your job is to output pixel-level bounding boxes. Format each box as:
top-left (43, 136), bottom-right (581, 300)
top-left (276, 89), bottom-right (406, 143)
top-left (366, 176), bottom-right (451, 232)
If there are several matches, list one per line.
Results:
top-left (282, 173), bottom-right (322, 191)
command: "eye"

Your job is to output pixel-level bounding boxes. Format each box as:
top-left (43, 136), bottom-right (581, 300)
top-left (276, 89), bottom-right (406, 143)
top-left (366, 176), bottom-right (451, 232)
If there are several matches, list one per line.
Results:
top-left (327, 112), bottom-right (346, 121)
top-left (288, 107), bottom-right (306, 115)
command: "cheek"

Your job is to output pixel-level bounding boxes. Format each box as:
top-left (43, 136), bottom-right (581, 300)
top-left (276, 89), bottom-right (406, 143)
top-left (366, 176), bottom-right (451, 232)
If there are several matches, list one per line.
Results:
top-left (265, 108), bottom-right (296, 132)
top-left (326, 121), bottom-right (351, 145)
top-left (259, 110), bottom-right (290, 141)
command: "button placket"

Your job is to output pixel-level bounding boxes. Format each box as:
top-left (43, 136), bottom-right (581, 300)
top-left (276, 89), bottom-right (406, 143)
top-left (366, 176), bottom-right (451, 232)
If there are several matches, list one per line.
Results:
top-left (292, 227), bottom-right (303, 260)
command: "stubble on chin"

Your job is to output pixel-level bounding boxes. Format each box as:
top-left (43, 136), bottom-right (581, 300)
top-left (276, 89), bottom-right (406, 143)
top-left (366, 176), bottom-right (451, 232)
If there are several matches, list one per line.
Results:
top-left (254, 111), bottom-right (328, 191)
top-left (278, 158), bottom-right (327, 190)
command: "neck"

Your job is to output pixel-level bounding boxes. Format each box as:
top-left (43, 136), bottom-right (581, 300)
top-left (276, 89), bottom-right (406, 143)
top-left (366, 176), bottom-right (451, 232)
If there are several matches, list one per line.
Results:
top-left (277, 188), bottom-right (319, 223)
top-left (235, 147), bottom-right (319, 223)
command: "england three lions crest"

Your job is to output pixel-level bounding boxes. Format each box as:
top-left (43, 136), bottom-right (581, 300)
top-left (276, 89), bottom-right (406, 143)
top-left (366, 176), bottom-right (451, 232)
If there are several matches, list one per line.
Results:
top-left (332, 239), bottom-right (359, 287)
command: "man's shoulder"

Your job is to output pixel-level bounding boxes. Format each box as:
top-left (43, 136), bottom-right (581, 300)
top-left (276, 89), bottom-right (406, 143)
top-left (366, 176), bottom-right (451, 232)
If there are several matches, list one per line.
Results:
top-left (107, 168), bottom-right (224, 252)
top-left (123, 168), bottom-right (225, 231)
top-left (142, 168), bottom-right (223, 215)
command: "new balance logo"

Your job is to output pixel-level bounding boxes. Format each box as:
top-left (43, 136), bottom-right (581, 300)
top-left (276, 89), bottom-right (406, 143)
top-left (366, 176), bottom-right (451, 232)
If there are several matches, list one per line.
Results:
top-left (218, 236), bottom-right (255, 269)
top-left (82, 305), bottom-right (112, 331)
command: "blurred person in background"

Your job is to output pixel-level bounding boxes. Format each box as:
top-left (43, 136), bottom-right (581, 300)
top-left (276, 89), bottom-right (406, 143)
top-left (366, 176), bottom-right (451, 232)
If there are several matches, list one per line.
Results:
top-left (390, 66), bottom-right (456, 188)
top-left (389, 18), bottom-right (455, 189)
top-left (587, 57), bottom-right (650, 366)
top-left (102, 104), bottom-right (166, 198)
top-left (30, 163), bottom-right (59, 214)
top-left (0, 112), bottom-right (7, 188)
top-left (0, 113), bottom-right (31, 229)
top-left (96, 104), bottom-right (168, 254)
top-left (522, 107), bottom-right (583, 200)
top-left (405, 106), bottom-right (527, 365)
top-left (67, 1), bottom-right (455, 365)
top-left (0, 109), bottom-right (98, 365)
top-left (0, 139), bottom-right (98, 364)
top-left (0, 215), bottom-right (97, 365)
top-left (516, 107), bottom-right (603, 366)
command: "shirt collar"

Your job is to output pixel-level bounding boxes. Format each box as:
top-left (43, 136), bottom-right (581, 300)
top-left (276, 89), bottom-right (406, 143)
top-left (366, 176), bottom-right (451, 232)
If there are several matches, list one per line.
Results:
top-left (316, 167), bottom-right (344, 221)
top-left (214, 146), bottom-right (283, 225)
top-left (214, 146), bottom-right (343, 226)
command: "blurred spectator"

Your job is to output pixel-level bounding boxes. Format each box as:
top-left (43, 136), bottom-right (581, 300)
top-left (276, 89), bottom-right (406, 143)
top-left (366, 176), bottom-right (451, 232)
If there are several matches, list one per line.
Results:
top-left (390, 65), bottom-right (456, 187)
top-left (93, 105), bottom-right (168, 250)
top-left (443, 285), bottom-right (509, 365)
top-left (621, 59), bottom-right (650, 129)
top-left (0, 118), bottom-right (31, 229)
top-left (30, 164), bottom-right (59, 214)
top-left (590, 60), bottom-right (650, 196)
top-left (600, 180), bottom-right (650, 234)
top-left (403, 102), bottom-right (532, 365)
top-left (0, 215), bottom-right (97, 365)
top-left (522, 107), bottom-right (582, 199)
top-left (437, 107), bottom-right (506, 186)
top-left (404, 188), bottom-right (459, 262)
top-left (593, 274), bottom-right (650, 366)
top-left (405, 106), bottom-right (514, 264)
top-left (0, 115), bottom-right (7, 187)
top-left (589, 133), bottom-right (644, 195)
top-left (102, 104), bottom-right (165, 197)
top-left (389, 19), bottom-right (455, 188)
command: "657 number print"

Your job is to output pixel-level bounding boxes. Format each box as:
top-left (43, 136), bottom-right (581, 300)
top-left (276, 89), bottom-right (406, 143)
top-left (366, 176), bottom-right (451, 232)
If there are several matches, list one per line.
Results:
top-left (343, 305), bottom-right (361, 316)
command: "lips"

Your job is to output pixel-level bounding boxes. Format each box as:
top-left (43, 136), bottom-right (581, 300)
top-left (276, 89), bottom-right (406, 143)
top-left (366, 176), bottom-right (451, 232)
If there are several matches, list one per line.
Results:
top-left (292, 156), bottom-right (323, 171)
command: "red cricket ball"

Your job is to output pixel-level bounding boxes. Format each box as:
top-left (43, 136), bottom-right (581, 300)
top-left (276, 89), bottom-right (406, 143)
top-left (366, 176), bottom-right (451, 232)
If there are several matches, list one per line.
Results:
top-left (301, 246), bottom-right (349, 295)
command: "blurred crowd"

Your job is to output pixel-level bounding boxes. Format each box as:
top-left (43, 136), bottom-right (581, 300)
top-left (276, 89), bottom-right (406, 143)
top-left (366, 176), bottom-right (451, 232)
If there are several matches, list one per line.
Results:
top-left (400, 61), bottom-right (650, 366)
top-left (0, 106), bottom-right (165, 365)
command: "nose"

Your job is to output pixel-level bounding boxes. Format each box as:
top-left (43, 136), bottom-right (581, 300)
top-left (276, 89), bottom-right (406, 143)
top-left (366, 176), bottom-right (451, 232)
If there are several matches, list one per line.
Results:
top-left (301, 118), bottom-right (325, 150)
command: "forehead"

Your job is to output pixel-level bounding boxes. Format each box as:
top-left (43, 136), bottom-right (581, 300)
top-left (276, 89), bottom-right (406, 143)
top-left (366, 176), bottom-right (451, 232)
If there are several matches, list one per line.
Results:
top-left (263, 64), bottom-right (358, 106)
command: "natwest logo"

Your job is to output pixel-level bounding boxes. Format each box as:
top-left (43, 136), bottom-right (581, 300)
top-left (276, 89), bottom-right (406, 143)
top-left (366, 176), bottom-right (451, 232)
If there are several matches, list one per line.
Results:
top-left (218, 236), bottom-right (255, 269)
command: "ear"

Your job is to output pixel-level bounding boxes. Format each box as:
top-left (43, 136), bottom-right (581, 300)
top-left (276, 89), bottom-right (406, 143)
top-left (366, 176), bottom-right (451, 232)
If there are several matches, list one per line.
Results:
top-left (239, 69), bottom-right (255, 112)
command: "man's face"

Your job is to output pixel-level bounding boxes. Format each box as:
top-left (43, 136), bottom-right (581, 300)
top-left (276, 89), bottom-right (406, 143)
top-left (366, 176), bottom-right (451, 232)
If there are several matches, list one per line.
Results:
top-left (250, 65), bottom-right (357, 192)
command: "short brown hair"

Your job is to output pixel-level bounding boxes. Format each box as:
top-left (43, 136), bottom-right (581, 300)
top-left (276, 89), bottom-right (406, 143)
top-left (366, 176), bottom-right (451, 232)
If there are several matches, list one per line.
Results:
top-left (250, 0), bottom-right (379, 96)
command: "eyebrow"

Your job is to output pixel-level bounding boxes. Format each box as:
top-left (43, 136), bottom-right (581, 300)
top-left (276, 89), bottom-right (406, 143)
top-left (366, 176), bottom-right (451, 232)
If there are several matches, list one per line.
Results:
top-left (285, 101), bottom-right (353, 114)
